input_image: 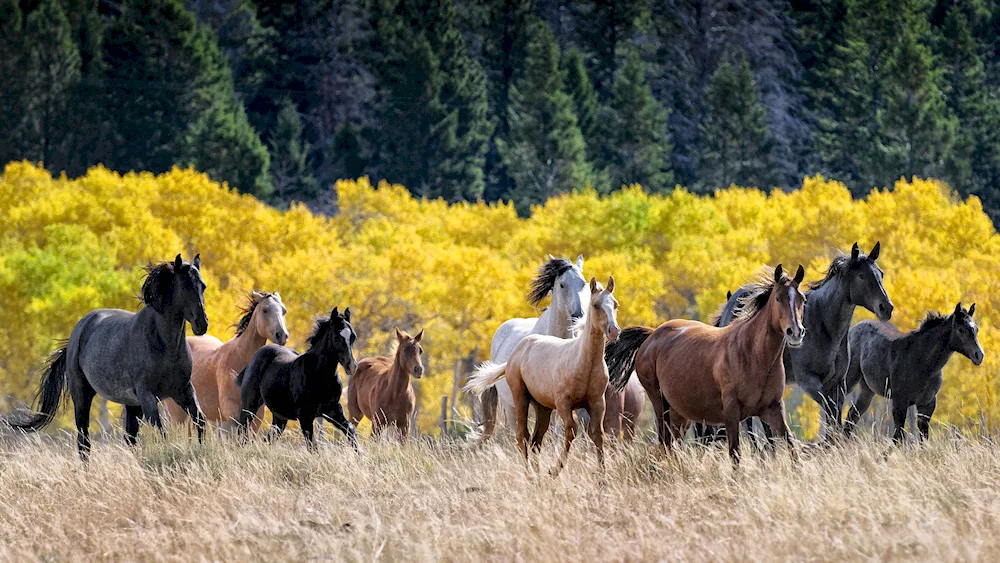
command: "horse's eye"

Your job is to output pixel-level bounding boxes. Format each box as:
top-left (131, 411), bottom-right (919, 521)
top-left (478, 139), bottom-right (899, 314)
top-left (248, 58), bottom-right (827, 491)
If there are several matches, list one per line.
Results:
top-left (560, 283), bottom-right (565, 289)
top-left (594, 304), bottom-right (600, 310)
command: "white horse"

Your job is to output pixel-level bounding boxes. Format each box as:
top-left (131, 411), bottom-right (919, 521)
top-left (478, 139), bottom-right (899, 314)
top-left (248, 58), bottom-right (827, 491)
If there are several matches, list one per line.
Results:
top-left (478, 255), bottom-right (589, 442)
top-left (467, 277), bottom-right (620, 476)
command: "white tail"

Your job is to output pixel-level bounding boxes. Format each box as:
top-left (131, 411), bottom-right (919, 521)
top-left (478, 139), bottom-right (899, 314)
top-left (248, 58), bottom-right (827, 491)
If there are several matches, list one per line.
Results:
top-left (464, 361), bottom-right (508, 395)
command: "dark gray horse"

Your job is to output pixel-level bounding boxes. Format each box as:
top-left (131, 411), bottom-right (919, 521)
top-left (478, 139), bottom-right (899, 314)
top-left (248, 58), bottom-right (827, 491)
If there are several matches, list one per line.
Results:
top-left (701, 242), bottom-right (893, 443)
top-left (8, 254), bottom-right (209, 459)
top-left (844, 303), bottom-right (984, 442)
top-left (237, 306), bottom-right (359, 450)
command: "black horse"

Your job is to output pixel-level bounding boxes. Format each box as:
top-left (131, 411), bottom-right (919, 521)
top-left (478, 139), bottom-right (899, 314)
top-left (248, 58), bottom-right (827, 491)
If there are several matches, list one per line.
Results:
top-left (701, 242), bottom-right (893, 444)
top-left (8, 255), bottom-right (209, 459)
top-left (844, 303), bottom-right (984, 442)
top-left (237, 306), bottom-right (359, 449)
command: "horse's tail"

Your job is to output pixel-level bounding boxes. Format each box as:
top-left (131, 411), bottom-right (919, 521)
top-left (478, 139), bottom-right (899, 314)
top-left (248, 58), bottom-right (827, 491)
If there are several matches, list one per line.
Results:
top-left (7, 344), bottom-right (69, 431)
top-left (605, 326), bottom-right (654, 392)
top-left (464, 361), bottom-right (507, 396)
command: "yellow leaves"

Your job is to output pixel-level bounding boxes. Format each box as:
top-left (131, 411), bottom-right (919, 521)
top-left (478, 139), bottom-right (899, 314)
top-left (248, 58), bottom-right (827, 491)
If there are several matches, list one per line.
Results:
top-left (2, 163), bottom-right (1000, 433)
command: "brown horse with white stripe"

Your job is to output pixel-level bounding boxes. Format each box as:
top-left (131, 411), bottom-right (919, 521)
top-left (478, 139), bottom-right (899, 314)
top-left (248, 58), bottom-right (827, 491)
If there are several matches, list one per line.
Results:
top-left (605, 265), bottom-right (806, 465)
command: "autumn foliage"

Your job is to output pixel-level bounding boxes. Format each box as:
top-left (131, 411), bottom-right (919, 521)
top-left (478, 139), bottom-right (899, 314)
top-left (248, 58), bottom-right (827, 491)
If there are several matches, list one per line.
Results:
top-left (1, 162), bottom-right (997, 436)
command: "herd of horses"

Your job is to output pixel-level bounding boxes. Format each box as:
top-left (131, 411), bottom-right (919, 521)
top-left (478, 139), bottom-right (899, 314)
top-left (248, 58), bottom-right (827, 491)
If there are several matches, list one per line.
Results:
top-left (3, 244), bottom-right (987, 475)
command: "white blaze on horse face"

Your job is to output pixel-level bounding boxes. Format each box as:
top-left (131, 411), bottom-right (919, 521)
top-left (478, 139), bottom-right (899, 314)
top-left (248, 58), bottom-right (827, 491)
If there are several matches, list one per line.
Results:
top-left (340, 327), bottom-right (352, 350)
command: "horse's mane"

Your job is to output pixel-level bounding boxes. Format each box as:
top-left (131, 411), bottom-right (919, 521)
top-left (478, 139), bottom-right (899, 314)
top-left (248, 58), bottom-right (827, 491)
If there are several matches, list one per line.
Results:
top-left (730, 267), bottom-right (786, 323)
top-left (306, 315), bottom-right (333, 350)
top-left (140, 261), bottom-right (176, 312)
top-left (915, 311), bottom-right (951, 333)
top-left (807, 254), bottom-right (851, 291)
top-left (528, 258), bottom-right (575, 306)
top-left (234, 291), bottom-right (275, 336)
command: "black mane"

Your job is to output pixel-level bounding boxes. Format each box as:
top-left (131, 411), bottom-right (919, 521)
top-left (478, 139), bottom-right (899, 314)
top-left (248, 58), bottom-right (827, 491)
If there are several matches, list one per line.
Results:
top-left (915, 311), bottom-right (952, 334)
top-left (234, 291), bottom-right (275, 336)
top-left (731, 267), bottom-right (788, 323)
top-left (140, 261), bottom-right (177, 312)
top-left (527, 257), bottom-right (574, 306)
top-left (306, 315), bottom-right (334, 350)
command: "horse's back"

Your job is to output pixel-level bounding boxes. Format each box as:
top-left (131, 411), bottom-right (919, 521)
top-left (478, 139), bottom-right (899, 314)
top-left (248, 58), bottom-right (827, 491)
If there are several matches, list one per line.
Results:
top-left (490, 318), bottom-right (536, 363)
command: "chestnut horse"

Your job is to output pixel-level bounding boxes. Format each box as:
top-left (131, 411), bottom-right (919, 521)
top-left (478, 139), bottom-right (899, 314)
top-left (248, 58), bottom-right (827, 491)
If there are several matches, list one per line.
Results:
top-left (605, 265), bottom-right (806, 465)
top-left (164, 291), bottom-right (289, 431)
top-left (347, 328), bottom-right (425, 441)
top-left (603, 374), bottom-right (644, 442)
top-left (466, 277), bottom-right (620, 477)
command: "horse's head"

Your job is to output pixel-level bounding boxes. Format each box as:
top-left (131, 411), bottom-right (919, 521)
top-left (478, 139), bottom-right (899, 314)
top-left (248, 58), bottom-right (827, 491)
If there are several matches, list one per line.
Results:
top-left (310, 307), bottom-right (358, 375)
top-left (394, 328), bottom-right (425, 378)
top-left (948, 303), bottom-right (984, 366)
top-left (772, 264), bottom-right (807, 348)
top-left (143, 254), bottom-right (209, 335)
top-left (588, 276), bottom-right (620, 341)
top-left (846, 241), bottom-right (893, 321)
top-left (253, 291), bottom-right (289, 346)
top-left (531, 254), bottom-right (589, 323)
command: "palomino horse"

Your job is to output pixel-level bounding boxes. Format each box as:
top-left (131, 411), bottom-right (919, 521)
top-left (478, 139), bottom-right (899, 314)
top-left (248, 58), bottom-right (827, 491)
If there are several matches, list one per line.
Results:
top-left (702, 242), bottom-right (893, 443)
top-left (237, 307), bottom-right (358, 450)
top-left (480, 255), bottom-right (589, 442)
top-left (606, 265), bottom-right (806, 465)
top-left (9, 255), bottom-right (209, 459)
top-left (347, 328), bottom-right (425, 441)
top-left (845, 303), bottom-right (984, 443)
top-left (163, 290), bottom-right (289, 431)
top-left (467, 277), bottom-right (620, 477)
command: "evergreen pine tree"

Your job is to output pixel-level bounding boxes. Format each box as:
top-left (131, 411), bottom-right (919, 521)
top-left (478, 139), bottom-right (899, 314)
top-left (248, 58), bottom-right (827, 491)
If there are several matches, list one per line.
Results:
top-left (578, 0), bottom-right (647, 99)
top-left (562, 47), bottom-right (601, 160)
top-left (182, 99), bottom-right (273, 198)
top-left (21, 0), bottom-right (81, 167)
top-left (499, 22), bottom-right (592, 214)
top-left (268, 99), bottom-right (319, 202)
top-left (0, 0), bottom-right (25, 165)
top-left (696, 57), bottom-right (776, 192)
top-left (602, 49), bottom-right (673, 192)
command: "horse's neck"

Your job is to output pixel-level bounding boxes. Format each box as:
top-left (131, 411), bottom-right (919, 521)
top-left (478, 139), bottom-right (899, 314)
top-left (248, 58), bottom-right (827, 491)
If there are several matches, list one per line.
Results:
top-left (536, 305), bottom-right (572, 338)
top-left (737, 307), bottom-right (786, 373)
top-left (224, 321), bottom-right (267, 368)
top-left (388, 354), bottom-right (412, 396)
top-left (806, 279), bottom-right (855, 341)
top-left (572, 316), bottom-right (606, 370)
top-left (146, 307), bottom-right (188, 355)
top-left (899, 324), bottom-right (954, 375)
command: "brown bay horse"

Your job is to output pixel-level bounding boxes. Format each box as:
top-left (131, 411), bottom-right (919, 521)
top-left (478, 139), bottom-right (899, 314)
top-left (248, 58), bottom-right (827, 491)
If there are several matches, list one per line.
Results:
top-left (347, 328), bottom-right (425, 441)
top-left (603, 374), bottom-right (644, 443)
top-left (164, 291), bottom-right (289, 431)
top-left (605, 265), bottom-right (806, 464)
top-left (466, 277), bottom-right (620, 477)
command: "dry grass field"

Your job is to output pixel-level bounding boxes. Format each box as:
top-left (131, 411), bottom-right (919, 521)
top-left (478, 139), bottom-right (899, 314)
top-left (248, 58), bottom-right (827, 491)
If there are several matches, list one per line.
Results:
top-left (1, 428), bottom-right (1000, 562)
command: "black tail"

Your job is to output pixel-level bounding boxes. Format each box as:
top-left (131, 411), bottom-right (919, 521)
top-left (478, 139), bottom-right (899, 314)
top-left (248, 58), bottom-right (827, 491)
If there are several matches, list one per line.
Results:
top-left (8, 345), bottom-right (69, 431)
top-left (604, 326), bottom-right (654, 392)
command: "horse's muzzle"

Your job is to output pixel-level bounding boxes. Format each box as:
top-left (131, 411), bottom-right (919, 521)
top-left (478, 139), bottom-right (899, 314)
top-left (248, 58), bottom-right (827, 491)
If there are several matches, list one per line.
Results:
top-left (192, 318), bottom-right (209, 336)
top-left (877, 301), bottom-right (894, 322)
top-left (786, 327), bottom-right (805, 348)
top-left (413, 363), bottom-right (424, 378)
top-left (971, 350), bottom-right (985, 366)
top-left (274, 331), bottom-right (289, 346)
top-left (607, 325), bottom-right (621, 342)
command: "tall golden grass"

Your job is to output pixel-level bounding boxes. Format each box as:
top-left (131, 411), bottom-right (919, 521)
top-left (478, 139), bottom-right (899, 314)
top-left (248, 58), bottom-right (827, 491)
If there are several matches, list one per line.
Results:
top-left (1, 428), bottom-right (999, 561)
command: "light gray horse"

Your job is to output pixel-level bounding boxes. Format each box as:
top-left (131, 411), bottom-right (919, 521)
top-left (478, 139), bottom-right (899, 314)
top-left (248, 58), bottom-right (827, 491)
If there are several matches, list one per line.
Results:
top-left (9, 254), bottom-right (209, 460)
top-left (478, 255), bottom-right (588, 442)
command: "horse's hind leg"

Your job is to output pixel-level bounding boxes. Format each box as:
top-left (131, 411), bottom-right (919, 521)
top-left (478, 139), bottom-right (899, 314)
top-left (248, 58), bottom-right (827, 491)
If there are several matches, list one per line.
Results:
top-left (298, 416), bottom-right (317, 451)
top-left (890, 399), bottom-right (910, 445)
top-left (267, 416), bottom-right (288, 443)
top-left (70, 380), bottom-right (97, 461)
top-left (550, 398), bottom-right (577, 478)
top-left (758, 401), bottom-right (798, 462)
top-left (647, 388), bottom-right (668, 455)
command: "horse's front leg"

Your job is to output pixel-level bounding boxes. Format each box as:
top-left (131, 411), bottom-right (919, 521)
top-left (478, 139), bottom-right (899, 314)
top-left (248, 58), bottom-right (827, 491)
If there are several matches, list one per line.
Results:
top-left (299, 416), bottom-right (317, 451)
top-left (323, 403), bottom-right (359, 451)
top-left (137, 388), bottom-right (166, 438)
top-left (916, 397), bottom-right (937, 442)
top-left (722, 394), bottom-right (742, 466)
top-left (758, 401), bottom-right (798, 463)
top-left (586, 394), bottom-right (607, 474)
top-left (174, 382), bottom-right (207, 444)
top-left (550, 398), bottom-right (577, 478)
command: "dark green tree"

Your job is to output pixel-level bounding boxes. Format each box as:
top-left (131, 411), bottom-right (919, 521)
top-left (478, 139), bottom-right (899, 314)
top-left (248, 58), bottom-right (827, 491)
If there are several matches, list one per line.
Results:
top-left (601, 49), bottom-right (673, 192)
top-left (578, 0), bottom-right (648, 99)
top-left (0, 0), bottom-right (25, 166)
top-left (182, 100), bottom-right (273, 198)
top-left (562, 46), bottom-right (602, 160)
top-left (499, 22), bottom-right (592, 214)
top-left (696, 57), bottom-right (776, 192)
top-left (268, 99), bottom-right (319, 202)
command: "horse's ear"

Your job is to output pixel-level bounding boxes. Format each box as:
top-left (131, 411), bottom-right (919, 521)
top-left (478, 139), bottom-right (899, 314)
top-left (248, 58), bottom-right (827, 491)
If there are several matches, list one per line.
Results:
top-left (727, 290), bottom-right (733, 300)
top-left (331, 306), bottom-right (339, 319)
top-left (793, 265), bottom-right (805, 285)
top-left (576, 254), bottom-right (584, 270)
top-left (251, 289), bottom-right (265, 300)
top-left (773, 264), bottom-right (783, 283)
top-left (174, 254), bottom-right (183, 271)
top-left (606, 276), bottom-right (615, 293)
top-left (395, 327), bottom-right (405, 341)
top-left (589, 276), bottom-right (598, 293)
top-left (414, 329), bottom-right (424, 343)
top-left (547, 254), bottom-right (555, 261)
top-left (193, 253), bottom-right (201, 269)
top-left (344, 307), bottom-right (351, 322)
top-left (851, 243), bottom-right (860, 260)
top-left (955, 302), bottom-right (963, 315)
top-left (869, 241), bottom-right (880, 261)
top-left (969, 303), bottom-right (976, 317)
